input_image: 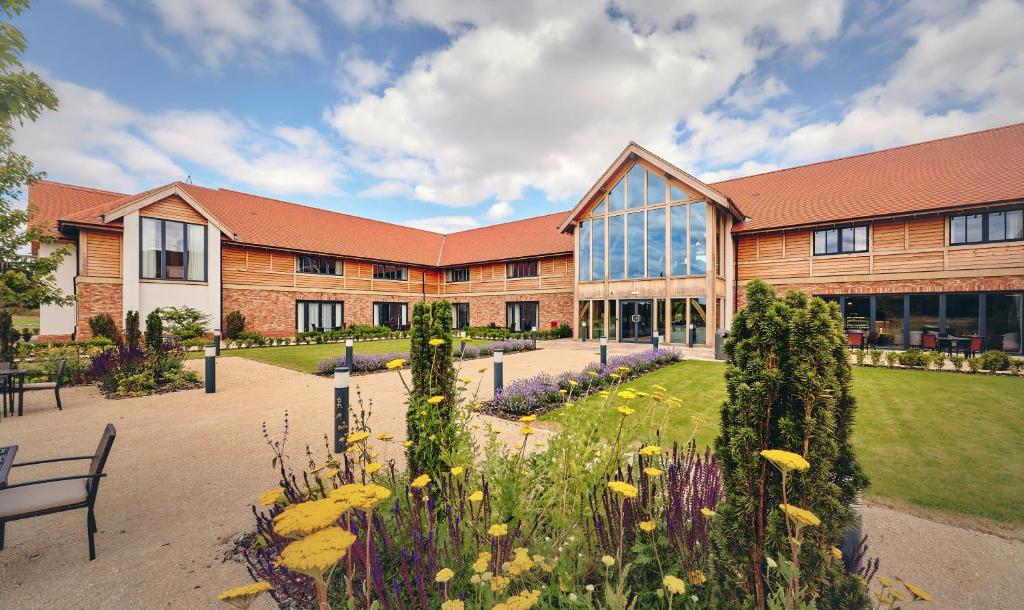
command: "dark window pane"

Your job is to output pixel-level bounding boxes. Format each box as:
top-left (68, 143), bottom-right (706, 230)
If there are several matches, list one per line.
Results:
top-left (506, 301), bottom-right (539, 332)
top-left (608, 214), bottom-right (625, 280)
top-left (141, 217), bottom-right (161, 279)
top-left (875, 296), bottom-right (904, 348)
top-left (946, 293), bottom-right (979, 336)
top-left (689, 297), bottom-right (707, 345)
top-left (907, 294), bottom-right (940, 347)
top-left (986, 293), bottom-right (1022, 352)
top-left (164, 221), bottom-right (184, 279)
top-left (843, 296), bottom-right (870, 332)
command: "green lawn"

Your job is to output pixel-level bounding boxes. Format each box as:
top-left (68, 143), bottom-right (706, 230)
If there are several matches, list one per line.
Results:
top-left (215, 338), bottom-right (488, 373)
top-left (547, 360), bottom-right (1024, 525)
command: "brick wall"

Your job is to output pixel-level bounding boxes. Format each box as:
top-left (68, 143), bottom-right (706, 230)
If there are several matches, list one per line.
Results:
top-left (76, 282), bottom-right (123, 340)
top-left (457, 292), bottom-right (574, 329)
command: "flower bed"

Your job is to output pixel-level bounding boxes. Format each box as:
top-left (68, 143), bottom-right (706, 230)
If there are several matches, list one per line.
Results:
top-left (489, 348), bottom-right (683, 416)
top-left (314, 339), bottom-right (537, 375)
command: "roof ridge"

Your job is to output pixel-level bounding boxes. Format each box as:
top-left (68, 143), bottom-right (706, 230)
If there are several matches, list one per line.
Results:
top-left (34, 179), bottom-right (127, 197)
top-left (445, 210), bottom-right (571, 235)
top-left (710, 121), bottom-right (1024, 186)
top-left (435, 234), bottom-right (446, 266)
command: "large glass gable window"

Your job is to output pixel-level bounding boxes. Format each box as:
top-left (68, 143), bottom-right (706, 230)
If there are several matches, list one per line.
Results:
top-left (140, 217), bottom-right (206, 281)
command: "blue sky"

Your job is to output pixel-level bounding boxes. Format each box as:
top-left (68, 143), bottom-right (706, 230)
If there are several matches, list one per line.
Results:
top-left (12, 0), bottom-right (1024, 233)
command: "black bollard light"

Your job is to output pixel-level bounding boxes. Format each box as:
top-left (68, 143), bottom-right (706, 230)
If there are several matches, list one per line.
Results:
top-left (653, 330), bottom-right (660, 351)
top-left (204, 344), bottom-right (216, 393)
top-left (334, 366), bottom-right (350, 453)
top-left (345, 338), bottom-right (354, 369)
top-left (600, 335), bottom-right (607, 366)
top-left (493, 348), bottom-right (504, 395)
top-left (213, 328), bottom-right (221, 356)
top-left (460, 330), bottom-right (467, 357)
top-left (531, 325), bottom-right (537, 349)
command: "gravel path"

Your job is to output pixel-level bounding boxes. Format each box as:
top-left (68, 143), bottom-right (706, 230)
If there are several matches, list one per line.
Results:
top-left (0, 345), bottom-right (1019, 609)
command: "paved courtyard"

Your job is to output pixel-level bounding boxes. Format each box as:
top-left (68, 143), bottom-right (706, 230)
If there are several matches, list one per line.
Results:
top-left (0, 341), bottom-right (1020, 609)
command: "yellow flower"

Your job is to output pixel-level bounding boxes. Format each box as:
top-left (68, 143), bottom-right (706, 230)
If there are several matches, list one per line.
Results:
top-left (273, 498), bottom-right (348, 538)
top-left (520, 425), bottom-right (535, 436)
top-left (478, 367), bottom-right (487, 373)
top-left (617, 366), bottom-right (631, 373)
top-left (450, 466), bottom-right (465, 476)
top-left (411, 474), bottom-right (431, 488)
top-left (217, 581), bottom-right (271, 609)
top-left (652, 384), bottom-right (668, 393)
top-left (900, 580), bottom-right (932, 602)
top-left (700, 507), bottom-right (717, 518)
top-left (489, 575), bottom-right (510, 593)
top-left (331, 483), bottom-right (391, 511)
top-left (441, 600), bottom-right (465, 610)
top-left (638, 445), bottom-right (661, 457)
top-left (494, 588), bottom-right (540, 610)
top-left (429, 338), bottom-right (445, 346)
top-left (609, 373), bottom-right (620, 380)
top-left (259, 488), bottom-right (285, 506)
top-left (760, 449), bottom-right (810, 473)
top-left (427, 395), bottom-right (445, 405)
top-left (364, 462), bottom-right (383, 475)
top-left (468, 490), bottom-right (484, 503)
top-left (687, 569), bottom-right (706, 585)
top-left (778, 503), bottom-right (821, 528)
top-left (643, 467), bottom-right (663, 477)
top-left (459, 377), bottom-right (471, 384)
top-left (558, 389), bottom-right (567, 394)
top-left (831, 546), bottom-right (843, 560)
top-left (488, 523), bottom-right (509, 537)
top-left (403, 440), bottom-right (413, 448)
top-left (663, 575), bottom-right (686, 595)
top-left (617, 390), bottom-right (638, 400)
top-left (320, 467), bottom-right (339, 480)
top-left (877, 576), bottom-right (894, 588)
top-left (276, 527), bottom-right (356, 577)
top-left (639, 520), bottom-right (656, 532)
top-left (385, 358), bottom-right (406, 370)
top-left (617, 406), bottom-right (635, 416)
top-left (518, 415), bottom-right (537, 422)
top-left (435, 567), bottom-right (455, 583)
top-left (376, 432), bottom-right (393, 441)
top-left (600, 555), bottom-right (615, 568)
top-left (607, 480), bottom-right (638, 498)
top-left (587, 371), bottom-right (599, 377)
top-left (347, 431), bottom-right (371, 444)
top-left (569, 380), bottom-right (579, 387)
top-left (472, 551), bottom-right (492, 573)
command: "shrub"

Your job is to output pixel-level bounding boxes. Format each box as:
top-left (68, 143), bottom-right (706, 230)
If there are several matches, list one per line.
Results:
top-left (868, 349), bottom-right (882, 366)
top-left (884, 351), bottom-right (899, 368)
top-left (854, 350), bottom-right (866, 366)
top-left (1011, 358), bottom-right (1024, 375)
top-left (950, 354), bottom-right (965, 371)
top-left (897, 348), bottom-right (928, 368)
top-left (236, 331), bottom-right (267, 347)
top-left (928, 351), bottom-right (946, 370)
top-left (124, 310), bottom-right (141, 351)
top-left (87, 313), bottom-right (118, 341)
top-left (966, 356), bottom-right (981, 373)
top-left (37, 345), bottom-right (92, 385)
top-left (0, 310), bottom-right (14, 363)
top-left (978, 350), bottom-right (1011, 372)
top-left (20, 327), bottom-right (32, 342)
top-left (225, 310), bottom-right (246, 339)
top-left (87, 335), bottom-right (114, 348)
top-left (114, 369), bottom-right (157, 397)
top-left (145, 310), bottom-right (163, 352)
top-left (158, 306), bottom-right (209, 340)
top-left (710, 281), bottom-right (868, 609)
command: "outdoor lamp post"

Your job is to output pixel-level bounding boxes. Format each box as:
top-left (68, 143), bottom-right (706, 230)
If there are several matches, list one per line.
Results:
top-left (531, 325), bottom-right (537, 349)
top-left (213, 328), bottom-right (221, 356)
top-left (334, 366), bottom-right (350, 453)
top-left (345, 338), bottom-right (354, 368)
top-left (494, 348), bottom-right (504, 395)
top-left (204, 344), bottom-right (216, 393)
top-left (600, 336), bottom-right (608, 366)
top-left (459, 330), bottom-right (467, 356)
top-left (653, 330), bottom-right (660, 351)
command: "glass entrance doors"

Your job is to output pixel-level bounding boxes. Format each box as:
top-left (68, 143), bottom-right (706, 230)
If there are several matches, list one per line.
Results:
top-left (620, 300), bottom-right (653, 342)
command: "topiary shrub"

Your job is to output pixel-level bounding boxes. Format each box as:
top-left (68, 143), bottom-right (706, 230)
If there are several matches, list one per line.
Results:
top-left (854, 350), bottom-right (865, 366)
top-left (884, 351), bottom-right (899, 368)
top-left (928, 351), bottom-right (946, 370)
top-left (124, 310), bottom-right (141, 351)
top-left (966, 356), bottom-right (981, 373)
top-left (145, 310), bottom-right (164, 352)
top-left (950, 354), bottom-right (965, 371)
top-left (0, 309), bottom-right (14, 363)
top-left (897, 348), bottom-right (928, 368)
top-left (978, 350), bottom-right (1011, 372)
top-left (868, 349), bottom-right (882, 366)
top-left (225, 310), bottom-right (246, 340)
top-left (710, 280), bottom-right (869, 609)
top-left (88, 313), bottom-right (118, 341)
top-left (159, 306), bottom-right (209, 340)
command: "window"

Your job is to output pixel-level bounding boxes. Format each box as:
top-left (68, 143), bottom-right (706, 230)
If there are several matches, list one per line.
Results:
top-left (297, 255), bottom-right (343, 276)
top-left (689, 201), bottom-right (707, 275)
top-left (608, 178), bottom-right (625, 212)
top-left (670, 184), bottom-right (687, 201)
top-left (670, 204), bottom-right (687, 275)
top-left (646, 208), bottom-right (665, 278)
top-left (507, 259), bottom-right (538, 278)
top-left (373, 302), bottom-right (408, 329)
top-left (813, 225), bottom-right (868, 255)
top-left (647, 172), bottom-right (666, 205)
top-left (140, 218), bottom-right (206, 281)
top-left (626, 211), bottom-right (645, 278)
top-left (452, 303), bottom-right (470, 329)
top-left (578, 220), bottom-right (591, 282)
top-left (296, 301), bottom-right (343, 333)
top-left (592, 217), bottom-right (605, 281)
top-left (592, 197), bottom-right (605, 215)
top-left (445, 267), bottom-right (470, 283)
top-left (373, 263), bottom-right (408, 281)
top-left (506, 301), bottom-right (539, 332)
top-left (626, 164), bottom-right (645, 209)
top-left (608, 215), bottom-right (625, 280)
top-left (950, 209), bottom-right (1023, 245)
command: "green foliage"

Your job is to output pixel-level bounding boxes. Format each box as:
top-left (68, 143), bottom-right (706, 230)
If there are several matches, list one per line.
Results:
top-left (158, 305), bottom-right (209, 340)
top-left (0, 307), bottom-right (14, 361)
top-left (854, 350), bottom-right (865, 366)
top-left (868, 350), bottom-right (882, 366)
top-left (966, 356), bottom-right (981, 373)
top-left (709, 280), bottom-right (868, 609)
top-left (224, 310), bottom-right (246, 339)
top-left (86, 335), bottom-right (113, 348)
top-left (883, 351), bottom-right (899, 368)
top-left (235, 331), bottom-right (266, 346)
top-left (124, 310), bottom-right (141, 350)
top-left (928, 351), bottom-right (946, 371)
top-left (978, 350), bottom-right (1011, 372)
top-left (145, 310), bottom-right (163, 352)
top-left (949, 354), bottom-right (965, 371)
top-left (114, 369), bottom-right (157, 398)
top-left (87, 313), bottom-right (118, 341)
top-left (465, 322), bottom-right (572, 340)
top-left (896, 348), bottom-right (928, 368)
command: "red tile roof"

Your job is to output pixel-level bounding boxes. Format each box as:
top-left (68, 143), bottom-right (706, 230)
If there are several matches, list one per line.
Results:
top-left (29, 180), bottom-right (572, 266)
top-left (717, 123), bottom-right (1024, 233)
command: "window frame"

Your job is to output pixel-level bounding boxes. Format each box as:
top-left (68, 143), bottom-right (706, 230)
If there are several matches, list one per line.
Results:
top-left (295, 300), bottom-right (344, 333)
top-left (812, 224), bottom-right (869, 256)
top-left (296, 254), bottom-right (344, 276)
top-left (452, 302), bottom-right (470, 329)
top-left (506, 259), bottom-right (539, 278)
top-left (949, 208), bottom-right (1024, 246)
top-left (372, 301), bottom-right (409, 330)
top-left (445, 267), bottom-right (471, 283)
top-left (506, 301), bottom-right (540, 332)
top-left (139, 217), bottom-right (207, 282)
top-left (372, 263), bottom-right (409, 281)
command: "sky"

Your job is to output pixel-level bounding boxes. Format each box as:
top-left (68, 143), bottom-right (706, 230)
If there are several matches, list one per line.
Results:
top-left (11, 0), bottom-right (1024, 233)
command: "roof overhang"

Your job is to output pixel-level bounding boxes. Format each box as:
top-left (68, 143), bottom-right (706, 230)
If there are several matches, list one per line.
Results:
top-left (558, 142), bottom-right (743, 233)
top-left (100, 183), bottom-right (237, 240)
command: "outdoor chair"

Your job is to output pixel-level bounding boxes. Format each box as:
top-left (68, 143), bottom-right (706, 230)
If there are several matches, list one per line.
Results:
top-left (1, 361), bottom-right (10, 416)
top-left (965, 336), bottom-right (982, 358)
top-left (847, 331), bottom-right (864, 349)
top-left (21, 359), bottom-right (65, 411)
top-left (0, 423), bottom-right (116, 560)
top-left (908, 331), bottom-right (923, 347)
top-left (922, 333), bottom-right (938, 350)
top-left (1002, 333), bottom-right (1020, 352)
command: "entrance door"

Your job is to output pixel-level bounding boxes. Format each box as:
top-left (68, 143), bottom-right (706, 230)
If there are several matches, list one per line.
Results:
top-left (620, 300), bottom-right (653, 343)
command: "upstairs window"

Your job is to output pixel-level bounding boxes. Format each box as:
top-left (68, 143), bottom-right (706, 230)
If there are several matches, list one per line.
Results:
top-left (373, 263), bottom-right (408, 281)
top-left (813, 225), bottom-right (868, 255)
top-left (950, 209), bottom-right (1023, 245)
top-left (297, 255), bottom-right (343, 276)
top-left (507, 259), bottom-right (539, 278)
top-left (445, 267), bottom-right (470, 283)
top-left (141, 217), bottom-right (207, 281)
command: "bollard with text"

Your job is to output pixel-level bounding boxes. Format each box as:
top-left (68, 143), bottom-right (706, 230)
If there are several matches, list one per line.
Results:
top-left (600, 335), bottom-right (607, 366)
top-left (345, 338), bottom-right (354, 369)
top-left (493, 348), bottom-right (504, 395)
top-left (213, 328), bottom-right (221, 356)
top-left (204, 344), bottom-right (216, 393)
top-left (333, 366), bottom-right (350, 453)
top-left (652, 330), bottom-right (660, 351)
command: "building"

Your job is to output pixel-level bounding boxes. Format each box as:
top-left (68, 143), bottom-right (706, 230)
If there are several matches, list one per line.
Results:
top-left (30, 123), bottom-right (1024, 352)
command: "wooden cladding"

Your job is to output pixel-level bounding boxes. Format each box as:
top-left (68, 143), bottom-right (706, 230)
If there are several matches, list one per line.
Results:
top-left (139, 195), bottom-right (207, 225)
top-left (80, 230), bottom-right (121, 278)
top-left (438, 255), bottom-right (572, 296)
top-left (737, 215), bottom-right (1024, 283)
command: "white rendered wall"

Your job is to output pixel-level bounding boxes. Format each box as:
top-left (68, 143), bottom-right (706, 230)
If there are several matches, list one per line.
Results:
top-left (38, 241), bottom-right (77, 336)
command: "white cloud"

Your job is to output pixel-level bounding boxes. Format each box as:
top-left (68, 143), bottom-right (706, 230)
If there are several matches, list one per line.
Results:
top-left (334, 48), bottom-right (392, 96)
top-left (66, 0), bottom-right (124, 24)
top-left (726, 75), bottom-right (791, 113)
top-left (485, 201), bottom-right (514, 221)
top-left (358, 180), bottom-right (415, 198)
top-left (325, 0), bottom-right (389, 27)
top-left (326, 0), bottom-right (845, 206)
top-left (700, 160), bottom-right (780, 184)
top-left (403, 215), bottom-right (479, 233)
top-left (144, 0), bottom-right (322, 69)
top-left (14, 76), bottom-right (344, 197)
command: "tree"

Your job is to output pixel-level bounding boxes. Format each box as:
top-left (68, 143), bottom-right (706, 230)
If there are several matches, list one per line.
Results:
top-left (124, 310), bottom-right (141, 350)
top-left (709, 280), bottom-right (869, 609)
top-left (158, 305), bottom-right (209, 340)
top-left (0, 0), bottom-right (68, 309)
top-left (145, 310), bottom-right (163, 352)
top-left (225, 310), bottom-right (246, 339)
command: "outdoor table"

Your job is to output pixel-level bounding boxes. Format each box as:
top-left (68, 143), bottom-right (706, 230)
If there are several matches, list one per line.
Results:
top-left (1, 369), bottom-right (27, 417)
top-left (0, 445), bottom-right (17, 486)
top-left (939, 336), bottom-right (968, 356)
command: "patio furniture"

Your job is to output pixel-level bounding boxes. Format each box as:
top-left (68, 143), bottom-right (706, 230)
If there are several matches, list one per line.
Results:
top-left (1, 362), bottom-right (9, 417)
top-left (1002, 333), bottom-right (1020, 352)
top-left (847, 331), bottom-right (864, 349)
top-left (1, 367), bottom-right (27, 418)
top-left (921, 333), bottom-right (938, 350)
top-left (965, 336), bottom-right (983, 358)
top-left (0, 445), bottom-right (16, 486)
top-left (908, 331), bottom-right (923, 348)
top-left (0, 424), bottom-right (116, 560)
top-left (21, 360), bottom-right (66, 412)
